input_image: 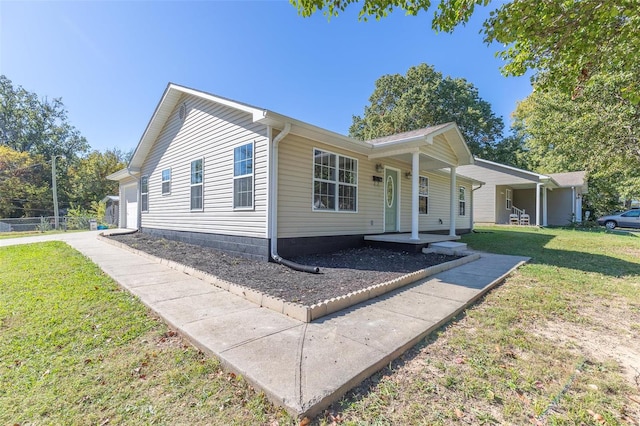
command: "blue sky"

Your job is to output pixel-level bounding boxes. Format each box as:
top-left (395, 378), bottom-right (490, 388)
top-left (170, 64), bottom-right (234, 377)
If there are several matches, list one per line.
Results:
top-left (1, 1), bottom-right (532, 154)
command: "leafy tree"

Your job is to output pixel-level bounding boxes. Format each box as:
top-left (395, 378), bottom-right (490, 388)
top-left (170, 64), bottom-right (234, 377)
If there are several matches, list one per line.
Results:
top-left (291, 0), bottom-right (640, 103)
top-left (349, 63), bottom-right (504, 156)
top-left (68, 149), bottom-right (128, 210)
top-left (513, 72), bottom-right (640, 215)
top-left (0, 146), bottom-right (50, 218)
top-left (0, 75), bottom-right (89, 161)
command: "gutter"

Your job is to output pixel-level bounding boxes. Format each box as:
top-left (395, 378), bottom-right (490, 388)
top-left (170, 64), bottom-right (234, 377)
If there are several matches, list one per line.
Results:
top-left (470, 182), bottom-right (485, 232)
top-left (269, 123), bottom-right (320, 274)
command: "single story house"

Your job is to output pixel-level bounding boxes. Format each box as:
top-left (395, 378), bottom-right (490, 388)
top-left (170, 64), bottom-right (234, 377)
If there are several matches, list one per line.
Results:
top-left (108, 83), bottom-right (481, 261)
top-left (457, 158), bottom-right (588, 226)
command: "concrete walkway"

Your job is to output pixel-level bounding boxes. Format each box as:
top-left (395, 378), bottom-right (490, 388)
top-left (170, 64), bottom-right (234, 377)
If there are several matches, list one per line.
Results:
top-left (1, 231), bottom-right (529, 417)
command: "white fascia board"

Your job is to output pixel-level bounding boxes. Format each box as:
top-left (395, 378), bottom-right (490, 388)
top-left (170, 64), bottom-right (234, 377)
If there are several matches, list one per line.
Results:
top-left (368, 146), bottom-right (421, 160)
top-left (257, 110), bottom-right (373, 155)
top-left (106, 168), bottom-right (140, 181)
top-left (171, 84), bottom-right (263, 116)
top-left (431, 168), bottom-right (484, 185)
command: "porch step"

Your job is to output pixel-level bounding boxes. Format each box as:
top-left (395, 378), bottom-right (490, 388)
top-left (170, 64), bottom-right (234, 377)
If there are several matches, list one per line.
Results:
top-left (424, 241), bottom-right (468, 256)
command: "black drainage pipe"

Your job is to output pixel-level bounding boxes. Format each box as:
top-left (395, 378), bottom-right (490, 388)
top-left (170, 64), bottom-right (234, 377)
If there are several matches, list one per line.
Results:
top-left (272, 254), bottom-right (320, 274)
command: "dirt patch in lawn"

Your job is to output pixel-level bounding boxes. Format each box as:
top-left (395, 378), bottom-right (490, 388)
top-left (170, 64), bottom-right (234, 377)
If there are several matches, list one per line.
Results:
top-left (533, 298), bottom-right (640, 387)
top-left (107, 232), bottom-right (460, 306)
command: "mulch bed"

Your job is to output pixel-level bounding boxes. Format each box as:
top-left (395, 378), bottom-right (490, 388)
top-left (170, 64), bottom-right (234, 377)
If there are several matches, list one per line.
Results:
top-left (107, 232), bottom-right (460, 306)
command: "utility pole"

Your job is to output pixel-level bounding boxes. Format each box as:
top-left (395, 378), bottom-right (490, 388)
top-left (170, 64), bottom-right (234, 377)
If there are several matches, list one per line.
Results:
top-left (52, 155), bottom-right (62, 230)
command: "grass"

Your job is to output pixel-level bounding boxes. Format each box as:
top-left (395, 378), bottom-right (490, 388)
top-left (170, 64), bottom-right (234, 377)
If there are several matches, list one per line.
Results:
top-left (321, 226), bottom-right (640, 425)
top-left (0, 242), bottom-right (292, 425)
top-left (2, 228), bottom-right (639, 425)
top-left (0, 229), bottom-right (85, 239)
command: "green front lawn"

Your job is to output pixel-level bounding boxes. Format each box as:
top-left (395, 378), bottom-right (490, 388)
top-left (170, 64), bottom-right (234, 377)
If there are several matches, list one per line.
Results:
top-left (328, 227), bottom-right (640, 425)
top-left (1, 228), bottom-right (639, 425)
top-left (0, 242), bottom-right (291, 425)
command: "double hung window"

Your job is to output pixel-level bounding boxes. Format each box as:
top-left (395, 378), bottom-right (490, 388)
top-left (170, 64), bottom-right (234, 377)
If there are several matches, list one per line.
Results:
top-left (313, 149), bottom-right (357, 212)
top-left (140, 176), bottom-right (149, 212)
top-left (419, 176), bottom-right (429, 214)
top-left (459, 186), bottom-right (466, 216)
top-left (233, 143), bottom-right (253, 209)
top-left (161, 168), bottom-right (171, 195)
top-left (190, 159), bottom-right (203, 210)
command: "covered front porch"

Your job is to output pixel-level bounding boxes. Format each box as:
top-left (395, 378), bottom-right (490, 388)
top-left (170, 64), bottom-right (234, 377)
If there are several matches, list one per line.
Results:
top-left (367, 124), bottom-right (476, 241)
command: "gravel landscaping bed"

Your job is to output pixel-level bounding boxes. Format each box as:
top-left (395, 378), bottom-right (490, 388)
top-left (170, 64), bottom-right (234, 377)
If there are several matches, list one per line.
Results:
top-left (108, 232), bottom-right (460, 306)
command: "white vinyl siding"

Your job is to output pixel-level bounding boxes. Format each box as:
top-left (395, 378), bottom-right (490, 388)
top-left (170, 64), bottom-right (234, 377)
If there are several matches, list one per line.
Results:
top-left (190, 159), bottom-right (203, 211)
top-left (277, 133), bottom-right (472, 238)
top-left (419, 176), bottom-right (429, 214)
top-left (312, 148), bottom-right (357, 212)
top-left (139, 93), bottom-right (269, 238)
top-left (233, 142), bottom-right (253, 209)
top-left (161, 168), bottom-right (171, 195)
top-left (140, 176), bottom-right (149, 212)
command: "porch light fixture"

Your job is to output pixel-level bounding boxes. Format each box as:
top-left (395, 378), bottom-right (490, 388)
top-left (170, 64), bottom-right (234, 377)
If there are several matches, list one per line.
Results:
top-left (405, 171), bottom-right (412, 179)
top-left (375, 163), bottom-right (383, 173)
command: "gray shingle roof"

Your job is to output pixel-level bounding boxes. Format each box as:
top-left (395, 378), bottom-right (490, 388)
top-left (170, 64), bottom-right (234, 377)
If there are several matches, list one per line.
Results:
top-left (548, 171), bottom-right (586, 187)
top-left (366, 123), bottom-right (454, 145)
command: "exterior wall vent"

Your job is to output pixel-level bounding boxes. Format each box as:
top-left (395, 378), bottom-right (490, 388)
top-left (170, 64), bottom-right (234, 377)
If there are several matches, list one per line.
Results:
top-left (179, 102), bottom-right (187, 121)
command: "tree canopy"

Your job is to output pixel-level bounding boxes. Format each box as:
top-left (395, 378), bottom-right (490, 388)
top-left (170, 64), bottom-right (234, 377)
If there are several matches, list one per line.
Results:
top-left (68, 149), bottom-right (128, 210)
top-left (0, 146), bottom-right (50, 217)
top-left (0, 75), bottom-right (125, 219)
top-left (0, 75), bottom-right (89, 161)
top-left (513, 71), bottom-right (640, 215)
top-left (291, 0), bottom-right (640, 103)
top-left (349, 63), bottom-right (504, 157)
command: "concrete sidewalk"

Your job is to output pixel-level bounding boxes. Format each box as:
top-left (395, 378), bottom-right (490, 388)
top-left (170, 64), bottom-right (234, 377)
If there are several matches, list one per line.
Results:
top-left (1, 231), bottom-right (529, 417)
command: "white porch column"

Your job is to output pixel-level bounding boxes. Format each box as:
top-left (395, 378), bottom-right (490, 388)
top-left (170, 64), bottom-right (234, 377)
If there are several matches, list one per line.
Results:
top-left (576, 192), bottom-right (583, 222)
top-left (449, 166), bottom-right (457, 236)
top-left (535, 182), bottom-right (542, 226)
top-left (542, 186), bottom-right (548, 226)
top-left (411, 151), bottom-right (420, 240)
top-left (571, 186), bottom-right (576, 221)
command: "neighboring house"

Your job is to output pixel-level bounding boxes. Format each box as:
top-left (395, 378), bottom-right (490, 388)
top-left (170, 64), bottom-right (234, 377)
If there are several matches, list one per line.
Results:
top-left (108, 83), bottom-right (479, 261)
top-left (457, 158), bottom-right (588, 226)
top-left (100, 195), bottom-right (120, 226)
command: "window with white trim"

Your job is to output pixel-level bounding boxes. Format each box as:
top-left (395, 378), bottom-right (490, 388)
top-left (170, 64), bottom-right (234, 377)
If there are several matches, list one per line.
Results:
top-left (506, 188), bottom-right (512, 210)
top-left (233, 143), bottom-right (253, 209)
top-left (459, 186), bottom-right (466, 216)
top-left (190, 159), bottom-right (203, 211)
top-left (141, 176), bottom-right (149, 212)
top-left (161, 168), bottom-right (171, 195)
top-left (419, 176), bottom-right (429, 214)
top-left (313, 149), bottom-right (357, 212)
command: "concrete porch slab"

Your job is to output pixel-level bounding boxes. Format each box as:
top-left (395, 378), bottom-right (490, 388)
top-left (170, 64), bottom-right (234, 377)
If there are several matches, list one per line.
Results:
top-left (364, 233), bottom-right (460, 244)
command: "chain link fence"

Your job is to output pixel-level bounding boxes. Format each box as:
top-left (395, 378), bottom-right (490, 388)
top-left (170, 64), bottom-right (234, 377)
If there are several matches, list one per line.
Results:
top-left (0, 216), bottom-right (101, 233)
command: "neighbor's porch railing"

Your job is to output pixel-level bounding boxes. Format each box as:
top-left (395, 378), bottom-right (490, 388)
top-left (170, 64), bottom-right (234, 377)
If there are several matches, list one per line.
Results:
top-left (511, 206), bottom-right (525, 217)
